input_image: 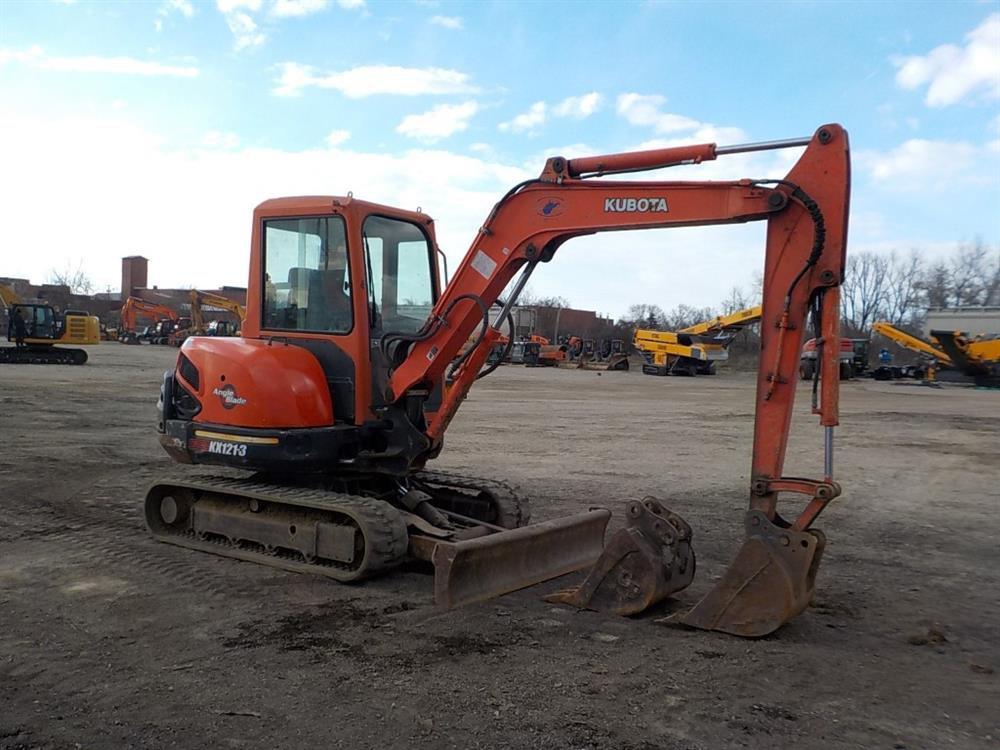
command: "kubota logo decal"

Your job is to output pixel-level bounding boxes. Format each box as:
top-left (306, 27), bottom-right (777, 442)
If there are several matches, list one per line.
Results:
top-left (536, 197), bottom-right (566, 217)
top-left (213, 384), bottom-right (247, 409)
top-left (604, 197), bottom-right (669, 213)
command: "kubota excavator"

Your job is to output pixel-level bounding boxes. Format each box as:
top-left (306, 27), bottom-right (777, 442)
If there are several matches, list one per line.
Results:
top-left (149, 124), bottom-right (850, 637)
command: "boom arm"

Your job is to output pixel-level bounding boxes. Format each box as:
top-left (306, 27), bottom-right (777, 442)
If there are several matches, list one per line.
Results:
top-left (679, 305), bottom-right (763, 336)
top-left (387, 124), bottom-right (850, 533)
top-left (872, 321), bottom-right (952, 365)
top-left (0, 283), bottom-right (22, 309)
top-left (189, 290), bottom-right (247, 333)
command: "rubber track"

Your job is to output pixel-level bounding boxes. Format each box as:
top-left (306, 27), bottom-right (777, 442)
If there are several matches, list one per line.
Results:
top-left (0, 347), bottom-right (87, 365)
top-left (413, 469), bottom-right (531, 528)
top-left (146, 475), bottom-right (409, 583)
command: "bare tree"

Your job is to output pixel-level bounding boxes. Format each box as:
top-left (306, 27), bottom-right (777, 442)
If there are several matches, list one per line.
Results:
top-left (841, 251), bottom-right (890, 332)
top-left (518, 286), bottom-right (569, 309)
top-left (982, 245), bottom-right (1000, 306)
top-left (720, 285), bottom-right (752, 314)
top-left (919, 260), bottom-right (951, 309)
top-left (882, 250), bottom-right (925, 326)
top-left (915, 240), bottom-right (999, 309)
top-left (950, 241), bottom-right (988, 307)
top-left (618, 303), bottom-right (666, 329)
top-left (48, 261), bottom-right (94, 295)
top-left (662, 304), bottom-right (715, 330)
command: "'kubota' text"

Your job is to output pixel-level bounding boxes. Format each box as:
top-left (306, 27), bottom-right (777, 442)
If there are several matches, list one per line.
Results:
top-left (604, 197), bottom-right (669, 213)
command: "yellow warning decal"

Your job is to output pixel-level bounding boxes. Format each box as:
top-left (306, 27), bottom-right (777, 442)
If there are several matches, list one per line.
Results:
top-left (193, 430), bottom-right (279, 445)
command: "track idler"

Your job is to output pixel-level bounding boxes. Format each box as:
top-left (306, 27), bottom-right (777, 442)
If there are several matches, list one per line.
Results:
top-left (664, 509), bottom-right (826, 637)
top-left (546, 498), bottom-right (695, 616)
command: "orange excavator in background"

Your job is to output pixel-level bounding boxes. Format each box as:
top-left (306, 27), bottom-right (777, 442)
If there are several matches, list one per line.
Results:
top-left (119, 296), bottom-right (179, 344)
top-left (148, 124), bottom-right (850, 637)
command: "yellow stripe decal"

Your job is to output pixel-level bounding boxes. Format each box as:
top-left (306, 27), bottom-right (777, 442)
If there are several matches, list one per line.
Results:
top-left (194, 430), bottom-right (279, 445)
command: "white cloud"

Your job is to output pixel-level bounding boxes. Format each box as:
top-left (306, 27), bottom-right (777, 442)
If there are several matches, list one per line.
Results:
top-left (397, 101), bottom-right (478, 142)
top-left (893, 13), bottom-right (1000, 107)
top-left (216, 0), bottom-right (266, 50)
top-left (0, 46), bottom-right (198, 77)
top-left (0, 112), bottom-right (527, 307)
top-left (325, 128), bottom-right (351, 147)
top-left (273, 63), bottom-right (477, 98)
top-left (202, 130), bottom-right (241, 149)
top-left (4, 112), bottom-right (995, 320)
top-left (616, 93), bottom-right (700, 133)
top-left (499, 93), bottom-right (602, 136)
top-left (552, 92), bottom-right (601, 119)
top-left (270, 0), bottom-right (329, 18)
top-left (225, 12), bottom-right (266, 50)
top-left (217, 0), bottom-right (261, 11)
top-left (429, 15), bottom-right (462, 29)
top-left (498, 101), bottom-right (546, 134)
top-left (337, 0), bottom-right (365, 7)
top-left (859, 138), bottom-right (983, 186)
top-left (161, 0), bottom-right (194, 18)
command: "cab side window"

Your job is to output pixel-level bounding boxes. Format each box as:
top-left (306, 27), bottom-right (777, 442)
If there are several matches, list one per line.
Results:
top-left (363, 216), bottom-right (434, 334)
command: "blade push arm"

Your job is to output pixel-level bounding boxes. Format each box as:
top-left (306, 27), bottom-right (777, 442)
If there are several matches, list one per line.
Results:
top-left (387, 125), bottom-right (850, 531)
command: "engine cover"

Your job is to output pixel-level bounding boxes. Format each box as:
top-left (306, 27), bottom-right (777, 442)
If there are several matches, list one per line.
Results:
top-left (177, 337), bottom-right (334, 428)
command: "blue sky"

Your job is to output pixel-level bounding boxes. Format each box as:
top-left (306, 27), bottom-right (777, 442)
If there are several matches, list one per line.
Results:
top-left (1, 0), bottom-right (998, 317)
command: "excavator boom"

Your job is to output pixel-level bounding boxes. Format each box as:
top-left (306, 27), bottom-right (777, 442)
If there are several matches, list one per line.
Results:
top-left (679, 305), bottom-right (763, 336)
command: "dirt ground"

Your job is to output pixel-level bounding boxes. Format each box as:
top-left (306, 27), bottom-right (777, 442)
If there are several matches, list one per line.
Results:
top-left (1, 343), bottom-right (997, 749)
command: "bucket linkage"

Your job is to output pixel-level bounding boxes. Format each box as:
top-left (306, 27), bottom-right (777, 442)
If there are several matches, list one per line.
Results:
top-left (548, 477), bottom-right (839, 637)
top-left (546, 497), bottom-right (695, 616)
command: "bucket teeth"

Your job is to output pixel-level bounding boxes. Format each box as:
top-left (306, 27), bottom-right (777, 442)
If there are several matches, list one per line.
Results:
top-left (546, 498), bottom-right (695, 616)
top-left (663, 509), bottom-right (826, 637)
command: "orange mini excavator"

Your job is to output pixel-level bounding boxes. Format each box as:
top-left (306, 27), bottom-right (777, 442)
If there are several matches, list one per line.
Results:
top-left (148, 124), bottom-right (850, 637)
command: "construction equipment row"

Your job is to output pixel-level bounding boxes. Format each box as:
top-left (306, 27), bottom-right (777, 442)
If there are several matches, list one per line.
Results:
top-left (634, 305), bottom-right (762, 376)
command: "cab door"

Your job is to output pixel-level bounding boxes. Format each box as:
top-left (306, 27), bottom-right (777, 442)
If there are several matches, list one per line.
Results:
top-left (360, 214), bottom-right (440, 414)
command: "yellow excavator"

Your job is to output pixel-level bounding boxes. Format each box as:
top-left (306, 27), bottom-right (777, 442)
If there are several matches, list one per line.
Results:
top-left (1, 282), bottom-right (100, 365)
top-left (170, 290), bottom-right (247, 346)
top-left (635, 304), bottom-right (762, 376)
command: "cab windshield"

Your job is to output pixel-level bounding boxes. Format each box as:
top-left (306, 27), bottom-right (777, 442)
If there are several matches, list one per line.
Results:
top-left (262, 216), bottom-right (352, 333)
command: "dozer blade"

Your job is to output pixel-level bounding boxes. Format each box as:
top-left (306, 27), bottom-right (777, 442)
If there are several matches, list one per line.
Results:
top-left (663, 509), bottom-right (826, 637)
top-left (546, 498), bottom-right (695, 616)
top-left (415, 509), bottom-right (611, 608)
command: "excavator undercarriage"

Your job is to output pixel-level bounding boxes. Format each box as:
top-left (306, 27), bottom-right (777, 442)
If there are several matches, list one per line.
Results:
top-left (146, 470), bottom-right (610, 607)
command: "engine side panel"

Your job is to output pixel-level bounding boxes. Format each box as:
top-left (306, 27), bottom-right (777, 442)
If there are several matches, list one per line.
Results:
top-left (178, 336), bottom-right (333, 428)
